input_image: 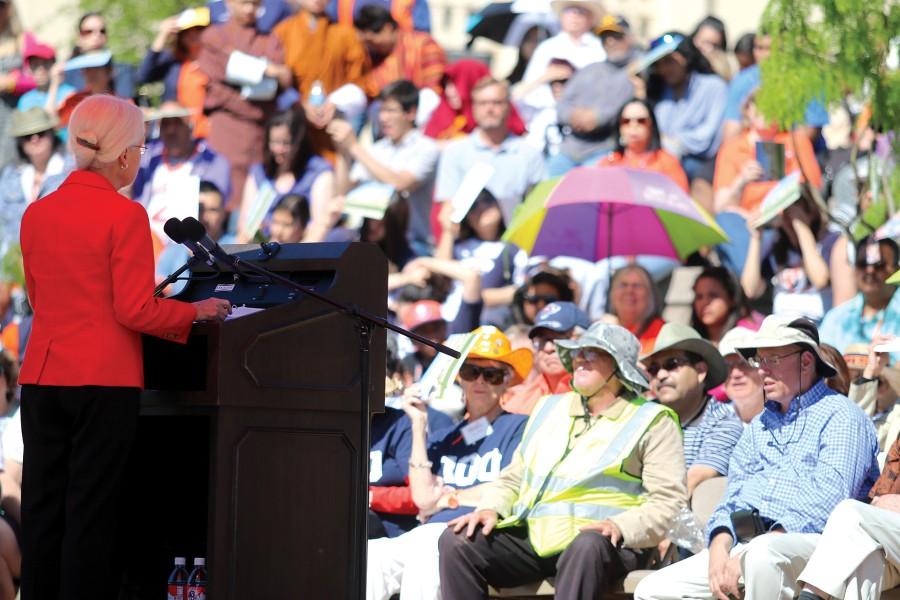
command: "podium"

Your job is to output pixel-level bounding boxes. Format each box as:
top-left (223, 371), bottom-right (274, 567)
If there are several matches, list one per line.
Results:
top-left (121, 242), bottom-right (386, 600)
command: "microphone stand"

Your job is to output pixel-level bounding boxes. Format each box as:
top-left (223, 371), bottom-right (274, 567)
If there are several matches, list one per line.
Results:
top-left (153, 255), bottom-right (201, 298)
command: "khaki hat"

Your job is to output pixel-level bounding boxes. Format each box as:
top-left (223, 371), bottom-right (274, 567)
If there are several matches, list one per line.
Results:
top-left (718, 326), bottom-right (757, 359)
top-left (643, 322), bottom-right (727, 389)
top-left (735, 315), bottom-right (837, 377)
top-left (175, 7), bottom-right (210, 31)
top-left (550, 0), bottom-right (604, 23)
top-left (842, 343), bottom-right (870, 371)
top-left (10, 107), bottom-right (58, 138)
top-left (556, 322), bottom-right (648, 392)
top-left (143, 105), bottom-right (194, 122)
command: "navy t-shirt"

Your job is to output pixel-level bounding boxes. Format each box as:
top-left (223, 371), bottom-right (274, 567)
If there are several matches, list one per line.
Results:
top-left (424, 412), bottom-right (527, 523)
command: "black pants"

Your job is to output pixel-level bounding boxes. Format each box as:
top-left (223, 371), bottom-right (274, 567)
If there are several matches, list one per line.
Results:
top-left (20, 384), bottom-right (140, 600)
top-left (439, 525), bottom-right (644, 600)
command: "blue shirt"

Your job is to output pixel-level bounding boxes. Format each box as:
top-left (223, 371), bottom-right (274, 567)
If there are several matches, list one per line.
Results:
top-left (819, 291), bottom-right (900, 363)
top-left (683, 397), bottom-right (744, 475)
top-left (654, 72), bottom-right (727, 159)
top-left (707, 380), bottom-right (879, 542)
top-left (723, 65), bottom-right (829, 128)
top-left (425, 412), bottom-right (527, 523)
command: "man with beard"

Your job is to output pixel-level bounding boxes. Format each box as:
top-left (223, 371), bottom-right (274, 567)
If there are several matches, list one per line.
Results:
top-left (820, 237), bottom-right (900, 362)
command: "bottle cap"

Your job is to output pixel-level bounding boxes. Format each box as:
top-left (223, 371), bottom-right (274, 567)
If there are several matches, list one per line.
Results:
top-left (193, 557), bottom-right (205, 566)
top-left (175, 557), bottom-right (186, 565)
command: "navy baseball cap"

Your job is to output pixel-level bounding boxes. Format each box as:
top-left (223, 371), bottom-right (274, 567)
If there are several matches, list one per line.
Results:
top-left (529, 302), bottom-right (591, 337)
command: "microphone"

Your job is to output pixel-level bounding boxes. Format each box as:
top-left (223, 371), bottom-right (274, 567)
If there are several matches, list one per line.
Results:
top-left (181, 217), bottom-right (251, 278)
top-left (163, 217), bottom-right (216, 268)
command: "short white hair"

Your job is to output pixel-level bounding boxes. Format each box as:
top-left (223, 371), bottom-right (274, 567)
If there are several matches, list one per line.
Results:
top-left (68, 94), bottom-right (144, 170)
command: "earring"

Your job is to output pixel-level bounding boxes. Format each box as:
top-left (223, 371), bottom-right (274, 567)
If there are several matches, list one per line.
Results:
top-left (121, 163), bottom-right (127, 170)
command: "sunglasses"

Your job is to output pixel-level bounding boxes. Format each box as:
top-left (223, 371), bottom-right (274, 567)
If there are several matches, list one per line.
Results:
top-left (532, 332), bottom-right (568, 351)
top-left (856, 260), bottom-right (889, 271)
top-left (80, 27), bottom-right (107, 35)
top-left (620, 117), bottom-right (649, 126)
top-left (18, 130), bottom-right (54, 141)
top-left (524, 294), bottom-right (559, 305)
top-left (570, 348), bottom-right (606, 363)
top-left (645, 356), bottom-right (693, 378)
top-left (458, 363), bottom-right (508, 385)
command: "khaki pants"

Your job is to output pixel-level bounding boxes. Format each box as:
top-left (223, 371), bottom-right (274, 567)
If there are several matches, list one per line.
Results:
top-left (633, 532), bottom-right (820, 600)
top-left (799, 499), bottom-right (900, 600)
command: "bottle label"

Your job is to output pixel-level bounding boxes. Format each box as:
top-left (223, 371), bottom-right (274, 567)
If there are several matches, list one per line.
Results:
top-left (187, 585), bottom-right (206, 600)
top-left (167, 584), bottom-right (185, 600)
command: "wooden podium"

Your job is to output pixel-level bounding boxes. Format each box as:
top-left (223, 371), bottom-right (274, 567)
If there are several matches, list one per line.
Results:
top-left (120, 242), bottom-right (386, 600)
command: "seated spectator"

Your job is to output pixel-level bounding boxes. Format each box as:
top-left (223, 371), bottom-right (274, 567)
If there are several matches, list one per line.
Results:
top-left (847, 338), bottom-right (900, 451)
top-left (354, 6), bottom-right (445, 98)
top-left (643, 33), bottom-right (727, 213)
top-left (275, 0), bottom-right (368, 160)
top-left (820, 237), bottom-right (900, 362)
top-left (597, 97), bottom-right (688, 192)
top-left (0, 2), bottom-right (32, 172)
top-left (733, 32), bottom-right (755, 72)
top-left (17, 34), bottom-right (77, 117)
top-left (643, 323), bottom-right (741, 494)
top-left (198, 0), bottom-right (291, 208)
top-left (516, 0), bottom-right (605, 125)
top-left (57, 50), bottom-right (121, 127)
top-left (522, 60), bottom-right (570, 158)
top-left (544, 55), bottom-right (632, 176)
top-left (512, 266), bottom-right (576, 326)
top-left (63, 12), bottom-right (136, 99)
top-left (436, 190), bottom-right (527, 328)
top-left (268, 193), bottom-right (310, 244)
top-left (439, 322), bottom-right (687, 599)
top-left (690, 15), bottom-right (731, 80)
top-left (399, 255), bottom-right (484, 331)
top-left (718, 326), bottom-right (765, 423)
top-left (741, 193), bottom-right (843, 323)
top-left (503, 301), bottom-right (590, 414)
top-left (713, 89), bottom-right (822, 215)
top-left (605, 263), bottom-right (665, 354)
top-left (396, 299), bottom-right (448, 378)
top-left (597, 15), bottom-right (641, 70)
top-left (433, 77), bottom-right (544, 226)
top-left (425, 60), bottom-right (526, 142)
top-left (367, 326), bottom-right (530, 600)
top-left (634, 316), bottom-right (879, 600)
top-left (207, 0), bottom-right (293, 34)
top-left (138, 8), bottom-right (211, 137)
top-left (329, 80), bottom-right (438, 255)
top-left (796, 435), bottom-right (900, 599)
top-left (821, 343), bottom-right (852, 395)
top-left (360, 195), bottom-right (414, 269)
top-left (240, 108), bottom-right (334, 243)
top-left (691, 266), bottom-right (763, 346)
top-left (328, 0), bottom-right (431, 32)
top-left (0, 108), bottom-right (68, 247)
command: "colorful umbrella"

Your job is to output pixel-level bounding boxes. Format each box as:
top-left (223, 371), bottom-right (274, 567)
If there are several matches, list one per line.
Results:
top-left (503, 166), bottom-right (728, 261)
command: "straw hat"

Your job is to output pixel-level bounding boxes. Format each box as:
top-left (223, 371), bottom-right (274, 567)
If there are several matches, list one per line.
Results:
top-left (550, 0), bottom-right (605, 23)
top-left (10, 107), bottom-right (58, 138)
top-left (466, 326), bottom-right (533, 385)
top-left (642, 323), bottom-right (728, 389)
top-left (556, 322), bottom-right (648, 392)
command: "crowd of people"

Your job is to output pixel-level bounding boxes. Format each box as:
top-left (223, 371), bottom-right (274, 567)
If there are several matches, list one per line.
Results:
top-left (0, 0), bottom-right (894, 597)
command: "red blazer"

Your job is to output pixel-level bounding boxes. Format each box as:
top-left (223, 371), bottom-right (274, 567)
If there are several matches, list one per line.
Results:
top-left (19, 170), bottom-right (197, 388)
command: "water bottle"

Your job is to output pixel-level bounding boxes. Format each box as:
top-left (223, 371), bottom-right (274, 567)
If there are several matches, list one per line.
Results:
top-left (167, 557), bottom-right (188, 600)
top-left (186, 557), bottom-right (207, 600)
top-left (666, 506), bottom-right (706, 554)
top-left (308, 79), bottom-right (326, 107)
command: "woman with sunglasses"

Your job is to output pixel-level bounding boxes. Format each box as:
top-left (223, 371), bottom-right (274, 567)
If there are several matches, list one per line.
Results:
top-left (598, 98), bottom-right (688, 193)
top-left (368, 326), bottom-right (531, 600)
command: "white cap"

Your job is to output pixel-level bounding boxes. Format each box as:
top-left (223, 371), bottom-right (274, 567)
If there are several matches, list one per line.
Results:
top-left (175, 557), bottom-right (186, 566)
top-left (193, 558), bottom-right (205, 566)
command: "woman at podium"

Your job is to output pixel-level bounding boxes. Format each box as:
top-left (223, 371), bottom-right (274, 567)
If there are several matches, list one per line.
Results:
top-left (16, 95), bottom-right (231, 600)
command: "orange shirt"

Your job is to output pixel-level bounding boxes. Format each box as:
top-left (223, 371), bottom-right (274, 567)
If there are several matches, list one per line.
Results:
top-left (502, 371), bottom-right (572, 415)
top-left (177, 60), bottom-right (210, 139)
top-left (713, 130), bottom-right (822, 213)
top-left (624, 316), bottom-right (665, 356)
top-left (598, 149), bottom-right (689, 194)
top-left (362, 30), bottom-right (446, 97)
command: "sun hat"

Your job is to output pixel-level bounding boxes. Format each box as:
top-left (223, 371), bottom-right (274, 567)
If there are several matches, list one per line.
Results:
top-left (398, 300), bottom-right (445, 331)
top-left (549, 0), bottom-right (604, 23)
top-left (642, 322), bottom-right (727, 389)
top-left (529, 301), bottom-right (591, 338)
top-left (556, 322), bottom-right (649, 392)
top-left (630, 32), bottom-right (684, 74)
top-left (10, 107), bottom-right (58, 138)
top-left (735, 315), bottom-right (837, 377)
top-left (718, 326), bottom-right (757, 359)
top-left (64, 49), bottom-right (113, 72)
top-left (143, 104), bottom-right (194, 122)
top-left (466, 326), bottom-right (533, 384)
top-left (175, 7), bottom-right (211, 31)
top-left (22, 32), bottom-right (55, 61)
top-left (842, 343), bottom-right (870, 371)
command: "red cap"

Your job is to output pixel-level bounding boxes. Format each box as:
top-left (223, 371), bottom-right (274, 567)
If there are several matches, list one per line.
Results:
top-left (399, 300), bottom-right (444, 331)
top-left (23, 33), bottom-right (55, 61)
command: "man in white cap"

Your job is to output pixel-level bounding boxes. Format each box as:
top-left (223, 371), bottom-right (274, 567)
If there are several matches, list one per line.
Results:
top-left (634, 315), bottom-right (879, 600)
top-left (718, 327), bottom-right (765, 424)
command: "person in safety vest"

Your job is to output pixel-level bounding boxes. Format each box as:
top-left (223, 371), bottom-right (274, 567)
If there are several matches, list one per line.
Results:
top-left (438, 321), bottom-right (687, 599)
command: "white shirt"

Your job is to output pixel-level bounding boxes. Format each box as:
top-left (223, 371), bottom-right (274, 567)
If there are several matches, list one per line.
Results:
top-left (518, 32), bottom-right (606, 121)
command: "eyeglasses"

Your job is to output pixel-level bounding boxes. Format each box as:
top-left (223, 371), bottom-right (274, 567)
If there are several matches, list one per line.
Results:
top-left (80, 27), bottom-right (106, 35)
top-left (524, 294), bottom-right (559, 305)
top-left (532, 332), bottom-right (568, 351)
top-left (645, 356), bottom-right (694, 378)
top-left (18, 130), bottom-right (53, 142)
top-left (458, 363), bottom-right (508, 385)
top-left (747, 349), bottom-right (803, 369)
top-left (570, 348), bottom-right (606, 363)
top-left (131, 145), bottom-right (147, 156)
top-left (856, 260), bottom-right (889, 272)
top-left (620, 117), bottom-right (649, 126)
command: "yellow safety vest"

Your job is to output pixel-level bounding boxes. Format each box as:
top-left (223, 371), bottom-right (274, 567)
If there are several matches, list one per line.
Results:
top-left (497, 392), bottom-right (675, 556)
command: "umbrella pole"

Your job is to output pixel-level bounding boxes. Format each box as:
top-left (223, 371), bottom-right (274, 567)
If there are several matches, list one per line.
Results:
top-left (606, 202), bottom-right (613, 297)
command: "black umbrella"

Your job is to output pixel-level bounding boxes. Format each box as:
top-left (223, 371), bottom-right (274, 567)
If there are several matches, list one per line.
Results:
top-left (466, 0), bottom-right (558, 47)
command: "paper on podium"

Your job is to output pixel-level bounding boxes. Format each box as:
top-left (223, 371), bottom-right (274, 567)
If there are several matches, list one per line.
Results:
top-left (449, 162), bottom-right (495, 224)
top-left (874, 339), bottom-right (900, 353)
top-left (226, 306), bottom-right (265, 320)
